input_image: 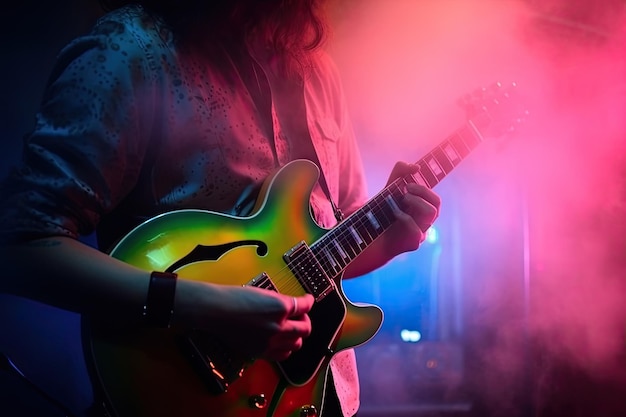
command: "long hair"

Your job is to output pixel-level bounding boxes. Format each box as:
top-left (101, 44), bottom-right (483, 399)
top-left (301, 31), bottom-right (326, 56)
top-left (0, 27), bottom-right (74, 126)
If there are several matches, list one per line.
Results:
top-left (99, 0), bottom-right (329, 74)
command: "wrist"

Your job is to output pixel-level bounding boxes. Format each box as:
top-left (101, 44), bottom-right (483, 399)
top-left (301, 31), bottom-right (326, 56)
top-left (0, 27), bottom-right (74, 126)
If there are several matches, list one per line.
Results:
top-left (142, 271), bottom-right (178, 328)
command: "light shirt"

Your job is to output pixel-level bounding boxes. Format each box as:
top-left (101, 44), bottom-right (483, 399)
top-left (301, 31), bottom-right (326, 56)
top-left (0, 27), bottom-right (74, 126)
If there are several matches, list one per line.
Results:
top-left (0, 5), bottom-right (367, 417)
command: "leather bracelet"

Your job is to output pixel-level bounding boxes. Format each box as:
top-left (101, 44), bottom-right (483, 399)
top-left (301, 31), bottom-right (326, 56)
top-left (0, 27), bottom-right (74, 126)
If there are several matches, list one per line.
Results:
top-left (142, 271), bottom-right (178, 328)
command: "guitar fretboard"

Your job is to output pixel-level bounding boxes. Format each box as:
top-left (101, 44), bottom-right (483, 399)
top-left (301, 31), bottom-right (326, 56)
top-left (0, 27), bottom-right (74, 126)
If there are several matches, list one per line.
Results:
top-left (311, 121), bottom-right (484, 279)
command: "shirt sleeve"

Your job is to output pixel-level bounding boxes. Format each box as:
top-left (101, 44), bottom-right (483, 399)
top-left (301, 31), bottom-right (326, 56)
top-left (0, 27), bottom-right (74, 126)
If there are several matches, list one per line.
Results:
top-left (0, 11), bottom-right (158, 243)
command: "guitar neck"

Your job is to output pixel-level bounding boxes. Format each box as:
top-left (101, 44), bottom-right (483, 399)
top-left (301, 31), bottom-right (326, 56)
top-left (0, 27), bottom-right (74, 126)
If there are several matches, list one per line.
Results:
top-left (310, 120), bottom-right (484, 279)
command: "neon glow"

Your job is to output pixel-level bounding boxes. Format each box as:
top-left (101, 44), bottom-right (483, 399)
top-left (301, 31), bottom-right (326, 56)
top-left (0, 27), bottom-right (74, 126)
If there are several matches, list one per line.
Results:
top-left (425, 226), bottom-right (438, 244)
top-left (400, 329), bottom-right (422, 343)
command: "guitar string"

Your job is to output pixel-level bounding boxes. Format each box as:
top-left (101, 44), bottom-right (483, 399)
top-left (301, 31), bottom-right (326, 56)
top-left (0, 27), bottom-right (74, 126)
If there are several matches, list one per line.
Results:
top-left (245, 125), bottom-right (480, 295)
top-left (264, 147), bottom-right (439, 292)
top-left (249, 186), bottom-right (397, 294)
top-left (241, 92), bottom-right (517, 294)
top-left (273, 126), bottom-right (481, 291)
top-left (299, 131), bottom-right (470, 281)
top-left (261, 177), bottom-right (409, 294)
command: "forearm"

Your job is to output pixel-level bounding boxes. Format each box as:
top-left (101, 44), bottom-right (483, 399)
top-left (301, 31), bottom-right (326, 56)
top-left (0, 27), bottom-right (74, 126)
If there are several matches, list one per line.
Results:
top-left (0, 235), bottom-right (318, 361)
top-left (0, 236), bottom-right (151, 324)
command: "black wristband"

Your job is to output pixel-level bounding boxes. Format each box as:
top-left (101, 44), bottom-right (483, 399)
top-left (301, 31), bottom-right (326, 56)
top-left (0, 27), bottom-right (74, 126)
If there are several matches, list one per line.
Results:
top-left (142, 271), bottom-right (178, 328)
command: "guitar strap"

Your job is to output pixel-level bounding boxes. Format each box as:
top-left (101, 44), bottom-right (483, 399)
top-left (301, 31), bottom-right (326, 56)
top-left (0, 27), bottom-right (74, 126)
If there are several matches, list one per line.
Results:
top-left (232, 49), bottom-right (343, 224)
top-left (296, 132), bottom-right (345, 223)
top-left (257, 62), bottom-right (344, 224)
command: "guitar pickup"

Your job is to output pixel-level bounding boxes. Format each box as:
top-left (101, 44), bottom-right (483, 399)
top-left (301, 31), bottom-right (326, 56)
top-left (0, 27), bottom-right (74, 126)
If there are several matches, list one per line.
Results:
top-left (284, 241), bottom-right (334, 301)
top-left (246, 272), bottom-right (277, 292)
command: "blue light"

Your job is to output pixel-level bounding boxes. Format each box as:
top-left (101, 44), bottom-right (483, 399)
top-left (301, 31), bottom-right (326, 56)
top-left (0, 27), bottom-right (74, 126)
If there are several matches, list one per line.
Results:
top-left (400, 329), bottom-right (422, 343)
top-left (425, 226), bottom-right (438, 244)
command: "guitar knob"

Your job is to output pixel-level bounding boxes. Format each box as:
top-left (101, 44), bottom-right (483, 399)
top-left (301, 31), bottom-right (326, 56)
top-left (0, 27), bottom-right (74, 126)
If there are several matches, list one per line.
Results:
top-left (248, 394), bottom-right (267, 409)
top-left (300, 405), bottom-right (318, 417)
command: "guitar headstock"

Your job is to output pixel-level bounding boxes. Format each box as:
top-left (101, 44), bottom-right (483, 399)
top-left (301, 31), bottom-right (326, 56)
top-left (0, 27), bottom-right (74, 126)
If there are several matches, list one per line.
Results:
top-left (459, 81), bottom-right (529, 139)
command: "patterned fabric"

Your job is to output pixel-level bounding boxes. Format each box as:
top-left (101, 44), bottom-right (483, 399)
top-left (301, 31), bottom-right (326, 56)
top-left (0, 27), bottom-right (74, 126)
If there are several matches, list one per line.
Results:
top-left (0, 5), bottom-right (367, 416)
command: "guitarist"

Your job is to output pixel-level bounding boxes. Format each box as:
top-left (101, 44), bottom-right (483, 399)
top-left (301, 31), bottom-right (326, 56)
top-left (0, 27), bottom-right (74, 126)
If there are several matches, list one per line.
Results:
top-left (0, 0), bottom-right (441, 416)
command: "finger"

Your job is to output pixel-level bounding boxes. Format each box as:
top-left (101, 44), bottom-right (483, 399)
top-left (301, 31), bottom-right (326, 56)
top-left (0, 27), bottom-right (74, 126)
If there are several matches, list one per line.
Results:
top-left (291, 294), bottom-right (314, 317)
top-left (261, 342), bottom-right (292, 362)
top-left (273, 326), bottom-right (309, 345)
top-left (266, 319), bottom-right (311, 360)
top-left (286, 313), bottom-right (312, 338)
top-left (405, 194), bottom-right (439, 221)
top-left (386, 161), bottom-right (417, 185)
top-left (270, 349), bottom-right (293, 362)
top-left (387, 163), bottom-right (442, 216)
top-left (406, 183), bottom-right (441, 211)
top-left (392, 212), bottom-right (426, 246)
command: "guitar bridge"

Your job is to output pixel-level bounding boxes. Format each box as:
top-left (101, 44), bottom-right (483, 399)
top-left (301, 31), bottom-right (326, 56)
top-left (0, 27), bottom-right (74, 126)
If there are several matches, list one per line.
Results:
top-left (178, 273), bottom-right (277, 396)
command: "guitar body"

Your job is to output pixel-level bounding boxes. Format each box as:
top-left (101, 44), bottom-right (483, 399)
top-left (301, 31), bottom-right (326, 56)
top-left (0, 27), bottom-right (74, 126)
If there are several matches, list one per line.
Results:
top-left (84, 160), bottom-right (383, 417)
top-left (84, 82), bottom-right (522, 416)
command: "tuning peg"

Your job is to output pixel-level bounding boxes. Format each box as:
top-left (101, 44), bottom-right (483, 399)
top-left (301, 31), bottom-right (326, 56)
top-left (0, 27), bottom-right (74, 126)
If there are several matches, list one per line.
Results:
top-left (473, 86), bottom-right (487, 99)
top-left (489, 81), bottom-right (503, 92)
top-left (518, 109), bottom-right (530, 124)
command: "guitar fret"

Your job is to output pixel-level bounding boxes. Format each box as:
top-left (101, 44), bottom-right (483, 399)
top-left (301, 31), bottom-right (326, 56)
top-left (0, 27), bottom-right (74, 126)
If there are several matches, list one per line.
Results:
top-left (327, 227), bottom-right (358, 258)
top-left (323, 248), bottom-right (338, 269)
top-left (349, 225), bottom-right (365, 247)
top-left (310, 128), bottom-right (470, 278)
top-left (449, 131), bottom-right (472, 158)
top-left (432, 146), bottom-right (455, 174)
top-left (425, 154), bottom-right (446, 181)
top-left (417, 160), bottom-right (438, 188)
top-left (412, 171), bottom-right (429, 187)
top-left (318, 248), bottom-right (340, 277)
top-left (385, 194), bottom-right (400, 214)
top-left (461, 123), bottom-right (483, 149)
top-left (327, 241), bottom-right (347, 269)
top-left (354, 218), bottom-right (374, 245)
top-left (442, 141), bottom-right (461, 165)
top-left (312, 119), bottom-right (486, 278)
top-left (314, 119), bottom-right (489, 280)
top-left (349, 225), bottom-right (367, 253)
top-left (376, 193), bottom-right (396, 228)
top-left (111, 84), bottom-right (517, 404)
top-left (337, 234), bottom-right (358, 259)
top-left (365, 210), bottom-right (381, 231)
top-left (308, 78), bottom-right (518, 278)
top-left (374, 190), bottom-right (396, 228)
top-left (342, 237), bottom-right (360, 261)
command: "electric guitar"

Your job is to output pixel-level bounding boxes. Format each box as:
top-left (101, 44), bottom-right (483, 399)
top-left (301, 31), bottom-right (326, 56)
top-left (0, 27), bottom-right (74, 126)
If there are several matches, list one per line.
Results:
top-left (84, 82), bottom-right (526, 417)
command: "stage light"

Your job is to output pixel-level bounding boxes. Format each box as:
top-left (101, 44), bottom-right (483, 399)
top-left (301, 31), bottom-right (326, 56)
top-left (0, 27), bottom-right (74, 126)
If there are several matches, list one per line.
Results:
top-left (425, 226), bottom-right (438, 244)
top-left (400, 329), bottom-right (422, 343)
